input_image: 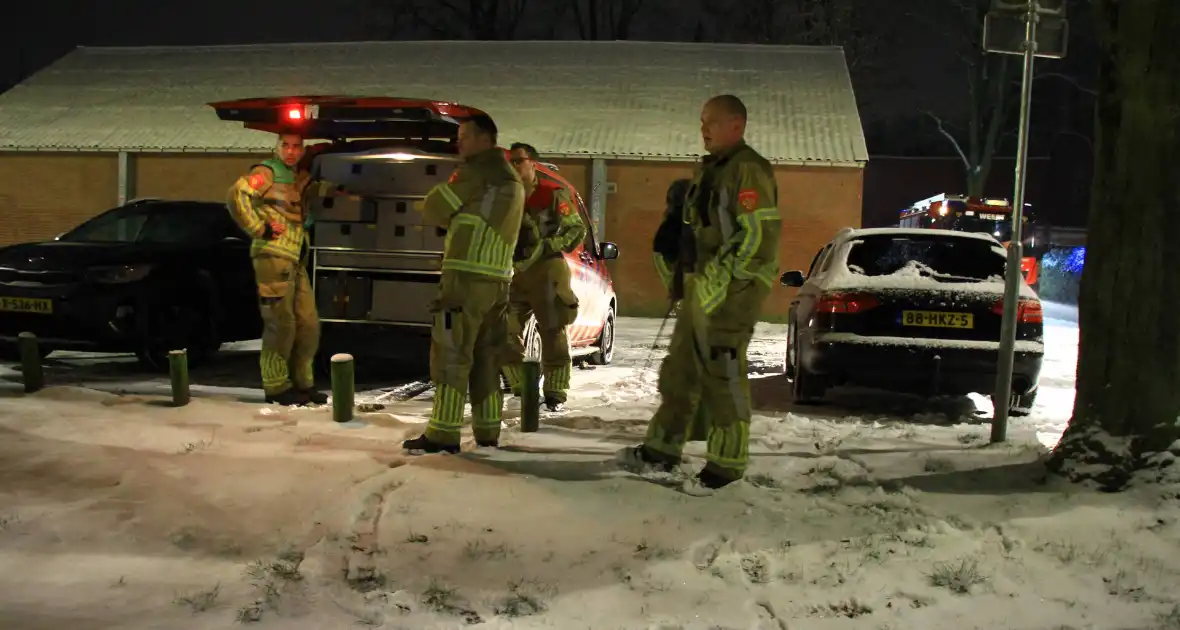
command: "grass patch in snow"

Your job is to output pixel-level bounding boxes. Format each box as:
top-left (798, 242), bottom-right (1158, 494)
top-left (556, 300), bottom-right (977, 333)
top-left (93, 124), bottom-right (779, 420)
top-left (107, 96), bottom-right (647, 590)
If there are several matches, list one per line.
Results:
top-left (923, 456), bottom-right (956, 473)
top-left (174, 583), bottom-right (220, 613)
top-left (927, 556), bottom-right (988, 594)
top-left (491, 578), bottom-right (557, 617)
top-left (235, 551), bottom-right (305, 623)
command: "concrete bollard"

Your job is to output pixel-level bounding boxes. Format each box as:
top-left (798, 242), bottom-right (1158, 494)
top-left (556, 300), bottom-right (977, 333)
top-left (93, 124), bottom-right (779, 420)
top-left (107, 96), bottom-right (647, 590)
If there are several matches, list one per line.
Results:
top-left (17, 332), bottom-right (43, 393)
top-left (520, 360), bottom-right (541, 433)
top-left (168, 349), bottom-right (190, 406)
top-left (331, 353), bottom-right (354, 423)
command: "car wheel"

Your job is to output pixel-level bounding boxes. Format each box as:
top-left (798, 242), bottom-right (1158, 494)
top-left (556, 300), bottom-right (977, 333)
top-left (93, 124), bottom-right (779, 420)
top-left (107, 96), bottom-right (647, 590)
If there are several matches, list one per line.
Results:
top-left (789, 330), bottom-right (827, 405)
top-left (135, 299), bottom-right (219, 373)
top-left (523, 315), bottom-right (543, 363)
top-left (784, 323), bottom-right (796, 379)
top-left (588, 308), bottom-right (615, 365)
top-left (1008, 388), bottom-right (1037, 417)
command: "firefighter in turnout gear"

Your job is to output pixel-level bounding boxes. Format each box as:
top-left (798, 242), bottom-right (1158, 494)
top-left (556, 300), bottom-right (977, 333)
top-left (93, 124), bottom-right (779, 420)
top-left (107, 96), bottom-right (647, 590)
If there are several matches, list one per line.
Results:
top-left (402, 114), bottom-right (526, 453)
top-left (621, 95), bottom-right (781, 493)
top-left (501, 142), bottom-right (587, 412)
top-left (226, 133), bottom-right (326, 406)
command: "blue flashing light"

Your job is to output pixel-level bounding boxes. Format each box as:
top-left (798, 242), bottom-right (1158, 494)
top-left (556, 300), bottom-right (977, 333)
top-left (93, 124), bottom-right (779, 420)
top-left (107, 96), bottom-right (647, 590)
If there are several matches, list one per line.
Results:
top-left (1063, 246), bottom-right (1085, 274)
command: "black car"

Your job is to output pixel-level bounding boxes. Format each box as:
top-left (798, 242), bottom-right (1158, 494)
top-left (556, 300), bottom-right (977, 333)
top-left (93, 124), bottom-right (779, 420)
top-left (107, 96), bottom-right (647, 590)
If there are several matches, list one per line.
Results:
top-left (0, 199), bottom-right (261, 370)
top-left (780, 227), bottom-right (1044, 415)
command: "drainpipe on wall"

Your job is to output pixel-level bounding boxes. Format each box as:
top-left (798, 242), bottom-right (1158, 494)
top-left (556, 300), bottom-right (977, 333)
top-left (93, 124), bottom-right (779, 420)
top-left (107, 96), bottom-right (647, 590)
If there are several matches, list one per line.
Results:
top-left (116, 151), bottom-right (136, 206)
top-left (589, 158), bottom-right (612, 242)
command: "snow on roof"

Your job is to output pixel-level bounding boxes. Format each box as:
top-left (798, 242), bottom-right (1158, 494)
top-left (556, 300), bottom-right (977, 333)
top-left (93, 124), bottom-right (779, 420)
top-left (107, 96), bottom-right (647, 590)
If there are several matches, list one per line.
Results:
top-left (0, 40), bottom-right (867, 164)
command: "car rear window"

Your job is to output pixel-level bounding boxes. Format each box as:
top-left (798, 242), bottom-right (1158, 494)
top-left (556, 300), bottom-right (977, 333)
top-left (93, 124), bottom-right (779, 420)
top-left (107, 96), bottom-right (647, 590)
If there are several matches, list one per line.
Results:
top-left (845, 234), bottom-right (1005, 282)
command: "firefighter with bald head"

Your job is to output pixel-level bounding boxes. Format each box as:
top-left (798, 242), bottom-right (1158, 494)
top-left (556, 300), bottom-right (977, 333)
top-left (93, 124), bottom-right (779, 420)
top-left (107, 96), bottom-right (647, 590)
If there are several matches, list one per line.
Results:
top-left (226, 132), bottom-right (326, 406)
top-left (621, 94), bottom-right (782, 493)
top-left (402, 114), bottom-right (526, 453)
top-left (500, 142), bottom-right (587, 412)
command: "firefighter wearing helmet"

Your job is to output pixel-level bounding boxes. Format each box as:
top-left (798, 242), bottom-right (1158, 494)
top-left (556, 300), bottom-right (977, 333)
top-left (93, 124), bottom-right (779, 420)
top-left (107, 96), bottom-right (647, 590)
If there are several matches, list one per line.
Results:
top-left (226, 132), bottom-right (326, 406)
top-left (402, 113), bottom-right (526, 454)
top-left (621, 94), bottom-right (782, 493)
top-left (500, 142), bottom-right (588, 412)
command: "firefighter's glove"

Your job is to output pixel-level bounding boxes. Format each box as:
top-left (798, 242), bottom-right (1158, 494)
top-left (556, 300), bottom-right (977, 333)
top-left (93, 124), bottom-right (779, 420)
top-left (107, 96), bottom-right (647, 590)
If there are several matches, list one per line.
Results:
top-left (514, 244), bottom-right (542, 273)
top-left (694, 258), bottom-right (731, 317)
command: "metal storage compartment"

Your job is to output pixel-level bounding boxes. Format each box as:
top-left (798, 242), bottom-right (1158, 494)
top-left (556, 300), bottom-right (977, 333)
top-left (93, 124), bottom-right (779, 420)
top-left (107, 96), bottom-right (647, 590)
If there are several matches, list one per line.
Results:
top-left (313, 221), bottom-right (380, 250)
top-left (315, 273), bottom-right (373, 320)
top-left (316, 251), bottom-right (441, 272)
top-left (315, 152), bottom-right (455, 198)
top-left (369, 279), bottom-right (438, 323)
top-left (375, 199), bottom-right (426, 251)
top-left (308, 192), bottom-right (376, 223)
top-left (375, 223), bottom-right (426, 251)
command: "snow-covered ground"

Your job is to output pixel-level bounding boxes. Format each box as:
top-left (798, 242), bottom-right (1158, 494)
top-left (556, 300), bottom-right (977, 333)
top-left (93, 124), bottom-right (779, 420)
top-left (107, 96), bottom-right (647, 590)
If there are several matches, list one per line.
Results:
top-left (1, 307), bottom-right (1177, 629)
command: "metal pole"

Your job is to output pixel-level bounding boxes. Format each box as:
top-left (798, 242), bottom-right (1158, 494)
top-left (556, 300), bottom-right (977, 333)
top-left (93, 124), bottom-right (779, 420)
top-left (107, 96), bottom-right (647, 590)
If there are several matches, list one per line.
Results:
top-left (991, 1), bottom-right (1038, 444)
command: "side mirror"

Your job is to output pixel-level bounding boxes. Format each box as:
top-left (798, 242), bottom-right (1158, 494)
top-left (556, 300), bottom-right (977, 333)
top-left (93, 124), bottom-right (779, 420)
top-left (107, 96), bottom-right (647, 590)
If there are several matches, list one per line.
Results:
top-left (599, 242), bottom-right (619, 260)
top-left (780, 270), bottom-right (805, 287)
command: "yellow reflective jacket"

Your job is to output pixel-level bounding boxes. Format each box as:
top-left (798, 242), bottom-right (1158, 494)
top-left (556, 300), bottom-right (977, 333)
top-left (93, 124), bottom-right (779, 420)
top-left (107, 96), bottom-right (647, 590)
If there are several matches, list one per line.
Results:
top-left (655, 141), bottom-right (781, 315)
top-left (420, 148), bottom-right (525, 281)
top-left (225, 157), bottom-right (307, 262)
top-left (514, 179), bottom-right (587, 272)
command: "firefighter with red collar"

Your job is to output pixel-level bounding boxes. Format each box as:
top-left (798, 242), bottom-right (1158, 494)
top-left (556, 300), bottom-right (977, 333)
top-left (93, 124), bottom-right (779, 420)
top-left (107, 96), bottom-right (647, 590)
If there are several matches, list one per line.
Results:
top-left (226, 132), bottom-right (326, 407)
top-left (501, 142), bottom-right (587, 412)
top-left (621, 95), bottom-right (781, 494)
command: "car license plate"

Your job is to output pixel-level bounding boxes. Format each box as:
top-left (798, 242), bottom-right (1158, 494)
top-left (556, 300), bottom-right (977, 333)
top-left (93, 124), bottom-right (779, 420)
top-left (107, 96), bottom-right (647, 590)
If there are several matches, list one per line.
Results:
top-left (902, 310), bottom-right (973, 328)
top-left (0, 297), bottom-right (53, 314)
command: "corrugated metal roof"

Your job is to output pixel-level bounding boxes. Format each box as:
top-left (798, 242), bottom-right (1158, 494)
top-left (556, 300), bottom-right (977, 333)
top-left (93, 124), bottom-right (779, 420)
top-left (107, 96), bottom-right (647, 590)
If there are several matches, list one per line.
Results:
top-left (0, 40), bottom-right (868, 165)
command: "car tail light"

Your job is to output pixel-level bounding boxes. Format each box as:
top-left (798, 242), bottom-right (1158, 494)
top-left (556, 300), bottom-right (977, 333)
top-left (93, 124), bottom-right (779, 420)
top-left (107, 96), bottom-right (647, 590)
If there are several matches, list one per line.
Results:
top-left (992, 297), bottom-right (1043, 323)
top-left (286, 107), bottom-right (303, 120)
top-left (816, 292), bottom-right (880, 314)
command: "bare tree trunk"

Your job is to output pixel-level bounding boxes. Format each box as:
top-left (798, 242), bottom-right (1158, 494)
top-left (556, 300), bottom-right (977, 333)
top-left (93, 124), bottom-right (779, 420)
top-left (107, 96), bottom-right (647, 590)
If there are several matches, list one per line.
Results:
top-left (412, 0), bottom-right (529, 39)
top-left (568, 0), bottom-right (643, 39)
top-left (1047, 0), bottom-right (1180, 490)
top-left (928, 0), bottom-right (1014, 198)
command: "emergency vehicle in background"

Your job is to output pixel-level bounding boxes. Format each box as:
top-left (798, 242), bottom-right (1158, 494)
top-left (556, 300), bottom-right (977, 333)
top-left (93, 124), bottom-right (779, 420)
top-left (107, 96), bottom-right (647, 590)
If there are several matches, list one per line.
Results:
top-left (208, 95), bottom-right (621, 371)
top-left (896, 193), bottom-right (1040, 289)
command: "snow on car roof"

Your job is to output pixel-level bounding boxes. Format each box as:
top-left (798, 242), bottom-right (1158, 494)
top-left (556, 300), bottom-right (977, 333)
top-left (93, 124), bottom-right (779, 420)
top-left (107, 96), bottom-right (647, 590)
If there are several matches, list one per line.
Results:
top-left (823, 227), bottom-right (1036, 298)
top-left (837, 227), bottom-right (1003, 244)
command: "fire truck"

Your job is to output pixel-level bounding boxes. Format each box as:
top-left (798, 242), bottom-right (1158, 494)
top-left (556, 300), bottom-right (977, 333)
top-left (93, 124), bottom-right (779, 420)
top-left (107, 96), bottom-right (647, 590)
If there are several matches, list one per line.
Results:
top-left (896, 193), bottom-right (1040, 288)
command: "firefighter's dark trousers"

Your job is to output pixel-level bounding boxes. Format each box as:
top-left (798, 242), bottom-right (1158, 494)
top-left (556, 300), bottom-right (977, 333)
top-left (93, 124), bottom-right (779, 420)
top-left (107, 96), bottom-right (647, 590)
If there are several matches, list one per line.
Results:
top-left (501, 256), bottom-right (579, 402)
top-left (254, 254), bottom-right (320, 396)
top-left (643, 274), bottom-right (769, 481)
top-left (425, 271), bottom-right (511, 446)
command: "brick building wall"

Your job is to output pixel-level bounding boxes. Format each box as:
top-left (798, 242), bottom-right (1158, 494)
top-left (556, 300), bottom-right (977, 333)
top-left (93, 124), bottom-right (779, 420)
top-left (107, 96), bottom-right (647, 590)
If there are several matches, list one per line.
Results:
top-left (0, 153), bottom-right (862, 320)
top-left (599, 161), bottom-right (863, 319)
top-left (0, 153), bottom-right (119, 244)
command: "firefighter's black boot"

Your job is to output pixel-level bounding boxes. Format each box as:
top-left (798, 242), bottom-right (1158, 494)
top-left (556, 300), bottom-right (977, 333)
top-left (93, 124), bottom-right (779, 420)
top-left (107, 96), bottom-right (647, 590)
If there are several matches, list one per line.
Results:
top-left (299, 388), bottom-right (328, 405)
top-left (697, 467), bottom-right (739, 490)
top-left (543, 396), bottom-right (564, 412)
top-left (617, 444), bottom-right (680, 474)
top-left (402, 434), bottom-right (460, 454)
top-left (266, 388), bottom-right (311, 406)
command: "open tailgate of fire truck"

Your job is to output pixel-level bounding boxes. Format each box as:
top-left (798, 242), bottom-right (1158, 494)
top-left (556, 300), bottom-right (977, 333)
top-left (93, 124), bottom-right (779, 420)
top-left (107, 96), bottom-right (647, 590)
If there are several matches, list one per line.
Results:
top-left (207, 95), bottom-right (486, 141)
top-left (209, 95), bottom-right (484, 342)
